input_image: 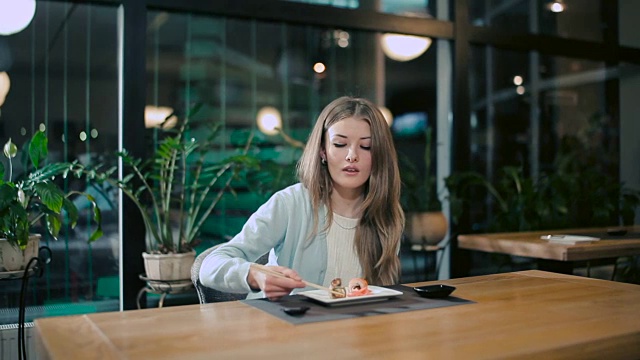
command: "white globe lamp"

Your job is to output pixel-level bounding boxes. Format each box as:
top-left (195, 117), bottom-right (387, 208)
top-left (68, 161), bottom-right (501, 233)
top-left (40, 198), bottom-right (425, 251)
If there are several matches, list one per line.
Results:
top-left (381, 33), bottom-right (431, 62)
top-left (0, 0), bottom-right (37, 36)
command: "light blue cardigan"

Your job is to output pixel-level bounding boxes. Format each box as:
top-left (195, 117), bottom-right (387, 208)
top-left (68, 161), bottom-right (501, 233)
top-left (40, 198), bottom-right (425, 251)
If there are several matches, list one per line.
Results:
top-left (199, 183), bottom-right (329, 299)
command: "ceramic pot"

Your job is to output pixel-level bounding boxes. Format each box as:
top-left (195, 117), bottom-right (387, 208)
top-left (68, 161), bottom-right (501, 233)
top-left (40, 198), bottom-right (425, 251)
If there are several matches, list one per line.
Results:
top-left (142, 250), bottom-right (196, 281)
top-left (0, 234), bottom-right (41, 272)
top-left (406, 211), bottom-right (448, 246)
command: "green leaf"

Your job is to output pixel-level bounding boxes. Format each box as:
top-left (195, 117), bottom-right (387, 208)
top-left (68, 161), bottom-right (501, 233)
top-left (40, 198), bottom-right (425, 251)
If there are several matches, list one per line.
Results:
top-left (0, 184), bottom-right (17, 209)
top-left (45, 213), bottom-right (62, 239)
top-left (62, 197), bottom-right (79, 228)
top-left (29, 131), bottom-right (48, 168)
top-left (89, 227), bottom-right (103, 243)
top-left (34, 182), bottom-right (65, 213)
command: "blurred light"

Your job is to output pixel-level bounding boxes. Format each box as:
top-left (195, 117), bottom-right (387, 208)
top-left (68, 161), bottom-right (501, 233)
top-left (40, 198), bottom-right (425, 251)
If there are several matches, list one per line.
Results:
top-left (313, 62), bottom-right (326, 74)
top-left (381, 34), bottom-right (431, 62)
top-left (256, 106), bottom-right (282, 136)
top-left (79, 131), bottom-right (87, 142)
top-left (90, 129), bottom-right (99, 138)
top-left (336, 30), bottom-right (350, 48)
top-left (0, 72), bottom-right (9, 107)
top-left (379, 106), bottom-right (393, 127)
top-left (145, 105), bottom-right (177, 129)
top-left (20, 127), bottom-right (26, 136)
top-left (516, 86), bottom-right (525, 95)
top-left (513, 75), bottom-right (523, 86)
top-left (547, 1), bottom-right (565, 13)
top-left (0, 0), bottom-right (36, 35)
top-left (39, 123), bottom-right (46, 132)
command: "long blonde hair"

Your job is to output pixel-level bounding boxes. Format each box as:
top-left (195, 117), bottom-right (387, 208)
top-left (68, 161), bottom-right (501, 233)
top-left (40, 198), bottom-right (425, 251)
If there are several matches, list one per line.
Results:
top-left (297, 96), bottom-right (405, 285)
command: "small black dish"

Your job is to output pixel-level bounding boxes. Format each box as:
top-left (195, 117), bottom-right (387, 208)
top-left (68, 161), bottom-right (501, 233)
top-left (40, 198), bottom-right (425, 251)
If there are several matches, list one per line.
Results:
top-left (282, 306), bottom-right (310, 316)
top-left (413, 284), bottom-right (456, 298)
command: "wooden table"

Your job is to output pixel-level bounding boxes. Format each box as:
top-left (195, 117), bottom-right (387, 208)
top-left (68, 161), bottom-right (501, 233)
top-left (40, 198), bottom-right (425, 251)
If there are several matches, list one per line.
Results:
top-left (458, 226), bottom-right (640, 274)
top-left (35, 270), bottom-right (640, 359)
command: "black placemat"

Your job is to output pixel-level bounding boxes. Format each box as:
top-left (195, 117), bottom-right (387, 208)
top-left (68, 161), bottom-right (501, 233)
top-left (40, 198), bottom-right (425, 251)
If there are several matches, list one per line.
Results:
top-left (241, 284), bottom-right (474, 325)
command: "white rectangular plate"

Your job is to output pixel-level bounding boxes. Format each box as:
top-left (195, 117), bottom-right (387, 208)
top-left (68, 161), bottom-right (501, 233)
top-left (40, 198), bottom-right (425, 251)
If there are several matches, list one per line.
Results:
top-left (540, 234), bottom-right (600, 242)
top-left (298, 285), bottom-right (403, 306)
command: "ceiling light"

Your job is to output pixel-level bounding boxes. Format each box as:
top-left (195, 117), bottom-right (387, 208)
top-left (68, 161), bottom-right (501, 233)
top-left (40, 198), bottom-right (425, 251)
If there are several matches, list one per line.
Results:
top-left (381, 34), bottom-right (432, 62)
top-left (0, 0), bottom-right (37, 35)
top-left (256, 106), bottom-right (282, 136)
top-left (513, 75), bottom-right (523, 86)
top-left (313, 62), bottom-right (326, 74)
top-left (145, 105), bottom-right (177, 129)
top-left (547, 1), bottom-right (565, 13)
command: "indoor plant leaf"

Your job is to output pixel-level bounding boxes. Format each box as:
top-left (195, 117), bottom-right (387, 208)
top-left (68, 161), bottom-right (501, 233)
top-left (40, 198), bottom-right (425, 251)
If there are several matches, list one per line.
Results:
top-left (28, 130), bottom-right (48, 169)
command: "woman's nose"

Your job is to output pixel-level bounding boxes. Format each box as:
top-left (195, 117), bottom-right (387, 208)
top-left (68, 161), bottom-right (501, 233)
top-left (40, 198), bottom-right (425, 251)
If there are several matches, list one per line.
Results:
top-left (346, 148), bottom-right (358, 162)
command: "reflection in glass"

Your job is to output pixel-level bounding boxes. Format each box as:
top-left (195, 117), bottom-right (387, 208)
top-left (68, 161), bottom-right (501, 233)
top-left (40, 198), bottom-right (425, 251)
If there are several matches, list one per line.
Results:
top-left (0, 2), bottom-right (120, 324)
top-left (470, 0), bottom-right (604, 42)
top-left (281, 0), bottom-right (446, 20)
top-left (145, 10), bottom-right (440, 254)
top-left (469, 45), bottom-right (618, 230)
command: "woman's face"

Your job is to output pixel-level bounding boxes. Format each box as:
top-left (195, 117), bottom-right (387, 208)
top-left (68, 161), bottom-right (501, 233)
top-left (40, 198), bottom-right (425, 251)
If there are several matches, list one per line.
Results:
top-left (322, 116), bottom-right (372, 194)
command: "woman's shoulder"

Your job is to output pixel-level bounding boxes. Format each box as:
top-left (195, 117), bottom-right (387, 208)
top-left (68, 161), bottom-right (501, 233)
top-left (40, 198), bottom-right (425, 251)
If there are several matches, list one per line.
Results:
top-left (256, 183), bottom-right (313, 218)
top-left (270, 183), bottom-right (311, 204)
top-left (272, 183), bottom-right (311, 206)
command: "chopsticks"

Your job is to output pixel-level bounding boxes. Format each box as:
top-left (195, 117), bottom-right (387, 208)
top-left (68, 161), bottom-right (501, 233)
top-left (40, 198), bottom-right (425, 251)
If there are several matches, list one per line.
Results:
top-left (251, 264), bottom-right (344, 297)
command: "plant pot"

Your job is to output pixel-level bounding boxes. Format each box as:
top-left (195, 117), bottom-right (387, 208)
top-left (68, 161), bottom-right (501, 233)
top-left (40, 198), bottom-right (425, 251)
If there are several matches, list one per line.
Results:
top-left (142, 251), bottom-right (196, 282)
top-left (0, 234), bottom-right (41, 272)
top-left (406, 211), bottom-right (448, 246)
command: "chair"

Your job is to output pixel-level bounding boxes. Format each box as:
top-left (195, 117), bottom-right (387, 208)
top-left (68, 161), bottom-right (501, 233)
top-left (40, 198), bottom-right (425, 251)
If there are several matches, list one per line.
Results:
top-left (191, 245), bottom-right (268, 304)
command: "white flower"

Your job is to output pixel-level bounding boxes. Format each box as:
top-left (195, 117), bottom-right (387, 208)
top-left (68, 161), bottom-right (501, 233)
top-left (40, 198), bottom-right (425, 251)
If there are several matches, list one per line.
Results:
top-left (18, 189), bottom-right (27, 208)
top-left (3, 138), bottom-right (17, 158)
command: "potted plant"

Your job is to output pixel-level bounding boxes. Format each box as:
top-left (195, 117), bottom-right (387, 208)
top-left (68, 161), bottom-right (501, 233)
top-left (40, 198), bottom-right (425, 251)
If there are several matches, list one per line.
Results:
top-left (106, 108), bottom-right (259, 285)
top-left (445, 139), bottom-right (640, 233)
top-left (400, 127), bottom-right (448, 247)
top-left (0, 131), bottom-right (103, 272)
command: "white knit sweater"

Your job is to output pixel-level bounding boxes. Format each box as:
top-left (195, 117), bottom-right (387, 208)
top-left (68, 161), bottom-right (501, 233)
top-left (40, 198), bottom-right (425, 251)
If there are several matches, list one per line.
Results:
top-left (323, 213), bottom-right (362, 286)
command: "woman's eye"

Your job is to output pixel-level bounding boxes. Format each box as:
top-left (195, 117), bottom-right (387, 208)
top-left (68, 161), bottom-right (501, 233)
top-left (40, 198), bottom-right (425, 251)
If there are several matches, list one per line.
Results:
top-left (333, 143), bottom-right (346, 148)
top-left (360, 146), bottom-right (371, 150)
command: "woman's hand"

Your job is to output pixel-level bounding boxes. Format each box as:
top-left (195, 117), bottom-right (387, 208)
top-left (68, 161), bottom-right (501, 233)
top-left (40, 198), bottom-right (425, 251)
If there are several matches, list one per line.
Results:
top-left (247, 265), bottom-right (306, 301)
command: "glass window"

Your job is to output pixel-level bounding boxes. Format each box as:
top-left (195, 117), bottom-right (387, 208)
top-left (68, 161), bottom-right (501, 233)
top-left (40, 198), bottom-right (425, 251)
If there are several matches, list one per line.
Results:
top-left (469, 46), bottom-right (530, 179)
top-left (619, 63), bottom-right (640, 225)
top-left (465, 45), bottom-right (625, 276)
top-left (145, 10), bottom-right (442, 250)
top-left (468, 44), bottom-right (618, 232)
top-left (1, 2), bottom-right (120, 325)
top-left (470, 0), bottom-right (605, 42)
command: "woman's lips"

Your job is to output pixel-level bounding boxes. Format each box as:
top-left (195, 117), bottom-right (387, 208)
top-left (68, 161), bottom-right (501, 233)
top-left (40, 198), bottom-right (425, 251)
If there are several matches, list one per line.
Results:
top-left (342, 166), bottom-right (359, 174)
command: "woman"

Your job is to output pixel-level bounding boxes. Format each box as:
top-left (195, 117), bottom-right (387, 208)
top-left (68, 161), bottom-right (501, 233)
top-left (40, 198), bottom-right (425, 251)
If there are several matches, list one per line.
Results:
top-left (199, 96), bottom-right (404, 300)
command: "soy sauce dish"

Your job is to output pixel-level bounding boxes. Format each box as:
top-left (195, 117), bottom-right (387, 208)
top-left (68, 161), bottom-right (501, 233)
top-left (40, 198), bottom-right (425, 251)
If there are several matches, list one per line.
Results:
top-left (413, 284), bottom-right (456, 298)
